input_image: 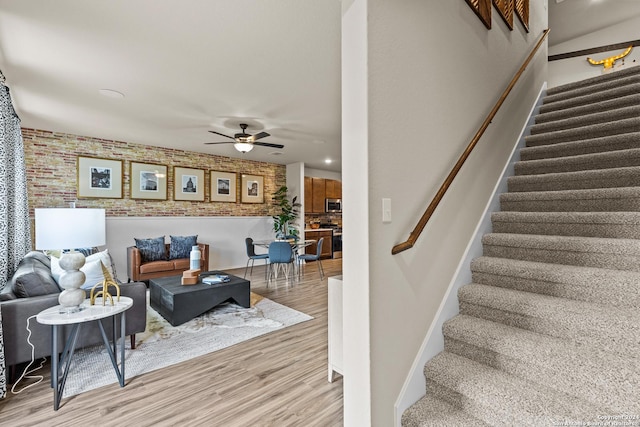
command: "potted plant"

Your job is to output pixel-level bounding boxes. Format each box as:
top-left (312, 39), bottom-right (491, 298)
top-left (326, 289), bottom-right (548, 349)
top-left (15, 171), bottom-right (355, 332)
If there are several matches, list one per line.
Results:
top-left (272, 185), bottom-right (301, 239)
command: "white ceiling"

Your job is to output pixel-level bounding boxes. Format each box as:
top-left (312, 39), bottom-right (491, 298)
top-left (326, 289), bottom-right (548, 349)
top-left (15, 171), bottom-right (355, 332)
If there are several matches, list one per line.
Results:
top-left (0, 0), bottom-right (637, 174)
top-left (548, 0), bottom-right (640, 47)
top-left (0, 0), bottom-right (343, 172)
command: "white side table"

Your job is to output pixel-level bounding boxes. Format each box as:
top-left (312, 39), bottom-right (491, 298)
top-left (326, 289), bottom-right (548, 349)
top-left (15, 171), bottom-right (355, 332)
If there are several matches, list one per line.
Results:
top-left (37, 297), bottom-right (133, 410)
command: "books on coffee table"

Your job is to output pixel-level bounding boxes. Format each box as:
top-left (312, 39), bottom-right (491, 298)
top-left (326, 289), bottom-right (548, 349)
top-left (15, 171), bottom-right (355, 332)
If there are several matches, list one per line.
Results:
top-left (202, 274), bottom-right (230, 285)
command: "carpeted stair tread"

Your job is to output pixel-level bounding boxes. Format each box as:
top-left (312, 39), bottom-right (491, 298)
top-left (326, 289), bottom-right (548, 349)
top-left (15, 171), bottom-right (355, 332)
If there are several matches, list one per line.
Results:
top-left (535, 93), bottom-right (640, 124)
top-left (546, 65), bottom-right (640, 96)
top-left (541, 81), bottom-right (640, 115)
top-left (500, 186), bottom-right (640, 212)
top-left (515, 148), bottom-right (640, 175)
top-left (470, 256), bottom-right (640, 308)
top-left (424, 352), bottom-right (609, 426)
top-left (457, 284), bottom-right (640, 355)
top-left (491, 211), bottom-right (640, 239)
top-left (403, 65), bottom-right (640, 426)
top-left (530, 105), bottom-right (640, 135)
top-left (542, 73), bottom-right (640, 108)
top-left (524, 117), bottom-right (640, 147)
top-left (482, 232), bottom-right (640, 271)
top-left (443, 315), bottom-right (640, 412)
top-left (520, 132), bottom-right (640, 160)
top-left (401, 393), bottom-right (490, 427)
top-left (507, 165), bottom-right (640, 192)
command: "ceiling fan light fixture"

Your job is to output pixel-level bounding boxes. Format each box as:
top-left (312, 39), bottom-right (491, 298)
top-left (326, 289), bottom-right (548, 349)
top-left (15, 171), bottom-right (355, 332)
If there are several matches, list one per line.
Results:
top-left (234, 142), bottom-right (254, 153)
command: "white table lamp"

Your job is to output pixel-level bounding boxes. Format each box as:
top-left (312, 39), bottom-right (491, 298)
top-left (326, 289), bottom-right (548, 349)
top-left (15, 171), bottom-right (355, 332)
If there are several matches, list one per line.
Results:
top-left (35, 208), bottom-right (106, 312)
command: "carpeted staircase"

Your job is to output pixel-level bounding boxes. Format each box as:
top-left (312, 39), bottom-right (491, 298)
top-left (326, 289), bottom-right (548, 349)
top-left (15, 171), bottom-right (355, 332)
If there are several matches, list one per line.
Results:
top-left (402, 66), bottom-right (640, 426)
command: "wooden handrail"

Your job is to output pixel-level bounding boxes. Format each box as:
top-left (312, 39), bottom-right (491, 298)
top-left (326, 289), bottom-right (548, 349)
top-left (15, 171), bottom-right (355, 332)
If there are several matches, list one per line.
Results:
top-left (392, 29), bottom-right (550, 255)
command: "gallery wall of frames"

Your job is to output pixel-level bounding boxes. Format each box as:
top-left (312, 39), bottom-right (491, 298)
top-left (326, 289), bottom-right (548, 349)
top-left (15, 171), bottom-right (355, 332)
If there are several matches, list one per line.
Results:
top-left (464, 0), bottom-right (529, 31)
top-left (22, 128), bottom-right (286, 217)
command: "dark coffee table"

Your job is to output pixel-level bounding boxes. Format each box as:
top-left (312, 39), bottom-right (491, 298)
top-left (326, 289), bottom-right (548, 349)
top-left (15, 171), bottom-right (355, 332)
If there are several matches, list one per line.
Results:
top-left (149, 271), bottom-right (250, 326)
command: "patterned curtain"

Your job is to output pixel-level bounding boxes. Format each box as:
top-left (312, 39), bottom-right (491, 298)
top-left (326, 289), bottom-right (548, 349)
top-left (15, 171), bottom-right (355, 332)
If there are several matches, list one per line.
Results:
top-left (0, 81), bottom-right (31, 398)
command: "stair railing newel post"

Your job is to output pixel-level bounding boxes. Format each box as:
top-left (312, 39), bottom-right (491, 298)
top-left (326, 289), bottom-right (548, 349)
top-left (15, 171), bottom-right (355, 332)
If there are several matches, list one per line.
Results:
top-left (392, 28), bottom-right (550, 255)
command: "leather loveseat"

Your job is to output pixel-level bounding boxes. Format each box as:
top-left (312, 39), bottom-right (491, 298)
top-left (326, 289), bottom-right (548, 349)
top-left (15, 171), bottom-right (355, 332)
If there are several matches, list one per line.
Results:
top-left (0, 251), bottom-right (147, 376)
top-left (127, 242), bottom-right (209, 282)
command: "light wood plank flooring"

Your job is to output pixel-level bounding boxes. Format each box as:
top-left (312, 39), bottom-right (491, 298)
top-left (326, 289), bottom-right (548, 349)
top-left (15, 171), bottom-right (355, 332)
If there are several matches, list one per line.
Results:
top-left (0, 259), bottom-right (344, 426)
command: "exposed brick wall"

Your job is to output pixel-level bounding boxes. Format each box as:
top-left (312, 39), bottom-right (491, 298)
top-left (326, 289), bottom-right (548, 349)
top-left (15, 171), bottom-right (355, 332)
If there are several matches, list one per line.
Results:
top-left (23, 128), bottom-right (286, 217)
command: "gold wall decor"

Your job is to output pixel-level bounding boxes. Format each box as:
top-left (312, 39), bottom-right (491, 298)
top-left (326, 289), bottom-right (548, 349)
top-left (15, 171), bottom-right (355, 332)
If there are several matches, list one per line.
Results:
top-left (587, 46), bottom-right (633, 70)
top-left (464, 0), bottom-right (491, 29)
top-left (515, 0), bottom-right (529, 32)
top-left (493, 0), bottom-right (514, 30)
top-left (90, 262), bottom-right (121, 306)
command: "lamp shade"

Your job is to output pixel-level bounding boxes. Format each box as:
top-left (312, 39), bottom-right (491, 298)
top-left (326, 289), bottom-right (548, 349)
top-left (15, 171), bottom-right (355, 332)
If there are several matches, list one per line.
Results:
top-left (35, 208), bottom-right (106, 250)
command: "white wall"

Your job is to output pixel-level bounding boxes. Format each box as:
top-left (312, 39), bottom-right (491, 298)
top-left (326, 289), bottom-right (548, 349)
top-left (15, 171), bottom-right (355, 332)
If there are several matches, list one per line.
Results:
top-left (342, 0), bottom-right (371, 425)
top-left (287, 162), bottom-right (305, 237)
top-left (106, 216), bottom-right (273, 282)
top-left (341, 0), bottom-right (548, 425)
top-left (548, 16), bottom-right (640, 87)
top-left (304, 167), bottom-right (342, 181)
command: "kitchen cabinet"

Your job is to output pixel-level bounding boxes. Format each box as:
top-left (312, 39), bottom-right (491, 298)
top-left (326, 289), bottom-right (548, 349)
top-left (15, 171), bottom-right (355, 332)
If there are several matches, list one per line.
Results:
top-left (325, 179), bottom-right (341, 199)
top-left (304, 177), bottom-right (313, 210)
top-left (304, 177), bottom-right (342, 213)
top-left (304, 229), bottom-right (333, 259)
top-left (312, 178), bottom-right (326, 213)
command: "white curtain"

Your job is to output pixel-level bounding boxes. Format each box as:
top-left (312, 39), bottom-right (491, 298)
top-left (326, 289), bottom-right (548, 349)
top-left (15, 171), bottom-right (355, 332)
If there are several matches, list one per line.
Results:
top-left (0, 81), bottom-right (31, 398)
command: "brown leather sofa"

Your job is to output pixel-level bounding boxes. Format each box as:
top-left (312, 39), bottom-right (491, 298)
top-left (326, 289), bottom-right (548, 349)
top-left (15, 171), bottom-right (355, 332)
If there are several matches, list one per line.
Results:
top-left (127, 243), bottom-right (209, 282)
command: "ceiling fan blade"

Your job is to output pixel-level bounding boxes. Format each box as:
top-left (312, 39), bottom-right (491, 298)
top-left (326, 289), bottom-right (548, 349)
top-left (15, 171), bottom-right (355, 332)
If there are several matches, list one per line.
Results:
top-left (208, 130), bottom-right (235, 140)
top-left (249, 131), bottom-right (270, 141)
top-left (204, 141), bottom-right (234, 145)
top-left (254, 141), bottom-right (284, 149)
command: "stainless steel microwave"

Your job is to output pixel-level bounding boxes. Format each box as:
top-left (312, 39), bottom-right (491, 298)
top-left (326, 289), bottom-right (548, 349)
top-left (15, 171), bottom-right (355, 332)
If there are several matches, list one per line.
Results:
top-left (325, 198), bottom-right (342, 213)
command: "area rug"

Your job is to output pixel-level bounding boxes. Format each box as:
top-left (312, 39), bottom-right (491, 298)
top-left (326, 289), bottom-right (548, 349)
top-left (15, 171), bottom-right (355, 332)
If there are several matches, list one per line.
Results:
top-left (61, 292), bottom-right (312, 398)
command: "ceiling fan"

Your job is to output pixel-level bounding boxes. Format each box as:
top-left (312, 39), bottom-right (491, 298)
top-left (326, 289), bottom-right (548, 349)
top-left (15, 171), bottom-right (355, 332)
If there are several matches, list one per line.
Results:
top-left (205, 123), bottom-right (284, 153)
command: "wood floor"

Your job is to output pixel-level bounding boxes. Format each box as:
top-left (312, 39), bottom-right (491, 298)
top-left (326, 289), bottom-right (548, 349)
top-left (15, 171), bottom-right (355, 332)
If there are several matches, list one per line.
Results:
top-left (0, 259), bottom-right (344, 427)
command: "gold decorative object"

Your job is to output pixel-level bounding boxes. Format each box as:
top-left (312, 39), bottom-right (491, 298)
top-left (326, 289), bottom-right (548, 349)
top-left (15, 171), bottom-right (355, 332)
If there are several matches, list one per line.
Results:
top-left (587, 46), bottom-right (633, 70)
top-left (90, 262), bottom-right (121, 306)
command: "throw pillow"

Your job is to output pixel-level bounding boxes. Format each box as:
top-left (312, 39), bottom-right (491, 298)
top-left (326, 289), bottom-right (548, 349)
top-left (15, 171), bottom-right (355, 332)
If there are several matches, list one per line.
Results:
top-left (134, 236), bottom-right (167, 262)
top-left (169, 235), bottom-right (198, 260)
top-left (50, 249), bottom-right (115, 288)
top-left (79, 259), bottom-right (109, 290)
top-left (11, 252), bottom-right (61, 298)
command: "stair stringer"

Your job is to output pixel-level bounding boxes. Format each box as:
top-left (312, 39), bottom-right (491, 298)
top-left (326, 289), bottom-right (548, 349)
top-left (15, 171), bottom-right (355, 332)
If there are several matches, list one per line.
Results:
top-left (394, 82), bottom-right (547, 426)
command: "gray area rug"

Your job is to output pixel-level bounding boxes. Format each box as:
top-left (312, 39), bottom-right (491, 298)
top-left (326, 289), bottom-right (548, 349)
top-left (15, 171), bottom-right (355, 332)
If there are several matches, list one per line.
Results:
top-left (62, 293), bottom-right (312, 398)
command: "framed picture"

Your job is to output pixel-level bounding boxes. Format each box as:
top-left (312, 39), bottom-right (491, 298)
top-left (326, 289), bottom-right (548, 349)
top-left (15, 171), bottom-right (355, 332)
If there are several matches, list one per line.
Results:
top-left (210, 170), bottom-right (237, 202)
top-left (241, 174), bottom-right (264, 204)
top-left (77, 156), bottom-right (123, 199)
top-left (464, 0), bottom-right (491, 29)
top-left (130, 162), bottom-right (167, 200)
top-left (174, 167), bottom-right (205, 201)
top-left (515, 0), bottom-right (529, 32)
top-left (493, 0), bottom-right (514, 30)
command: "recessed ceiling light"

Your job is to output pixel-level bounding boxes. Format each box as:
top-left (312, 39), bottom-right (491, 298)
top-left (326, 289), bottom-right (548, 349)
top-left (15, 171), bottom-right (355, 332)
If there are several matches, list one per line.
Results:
top-left (325, 159), bottom-right (332, 164)
top-left (98, 89), bottom-right (125, 99)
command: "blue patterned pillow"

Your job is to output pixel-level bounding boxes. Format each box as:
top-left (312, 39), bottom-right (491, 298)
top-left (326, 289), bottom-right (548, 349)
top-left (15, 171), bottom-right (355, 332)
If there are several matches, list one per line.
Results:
top-left (169, 235), bottom-right (198, 260)
top-left (134, 236), bottom-right (167, 262)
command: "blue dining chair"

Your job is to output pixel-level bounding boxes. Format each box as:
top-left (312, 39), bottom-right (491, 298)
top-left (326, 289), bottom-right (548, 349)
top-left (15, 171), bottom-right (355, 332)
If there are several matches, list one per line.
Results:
top-left (298, 237), bottom-right (325, 279)
top-left (267, 241), bottom-right (294, 286)
top-left (244, 237), bottom-right (269, 279)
